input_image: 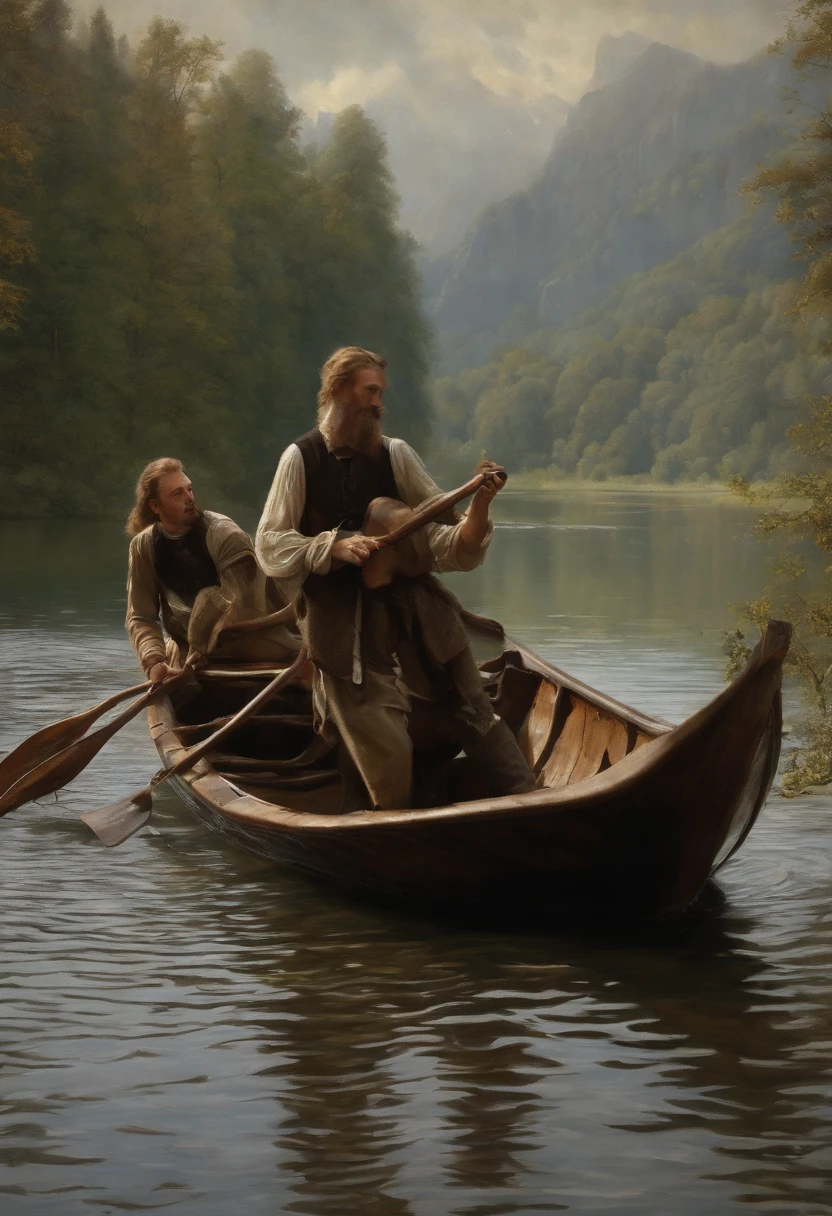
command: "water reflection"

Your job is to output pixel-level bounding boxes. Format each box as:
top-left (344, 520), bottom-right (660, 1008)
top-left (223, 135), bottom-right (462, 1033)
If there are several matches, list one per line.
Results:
top-left (1, 501), bottom-right (832, 1214)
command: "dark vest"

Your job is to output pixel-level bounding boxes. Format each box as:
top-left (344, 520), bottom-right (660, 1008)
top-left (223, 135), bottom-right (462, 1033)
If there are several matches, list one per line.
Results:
top-left (295, 427), bottom-right (400, 678)
top-left (297, 427), bottom-right (398, 535)
top-left (153, 516), bottom-right (219, 608)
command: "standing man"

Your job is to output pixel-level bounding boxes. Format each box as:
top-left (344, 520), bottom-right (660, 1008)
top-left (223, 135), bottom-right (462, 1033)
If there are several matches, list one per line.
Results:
top-left (126, 457), bottom-right (298, 681)
top-left (255, 346), bottom-right (532, 810)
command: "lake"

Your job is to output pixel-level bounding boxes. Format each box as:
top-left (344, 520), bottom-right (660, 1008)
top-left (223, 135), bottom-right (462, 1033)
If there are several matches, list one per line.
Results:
top-left (1, 491), bottom-right (831, 1216)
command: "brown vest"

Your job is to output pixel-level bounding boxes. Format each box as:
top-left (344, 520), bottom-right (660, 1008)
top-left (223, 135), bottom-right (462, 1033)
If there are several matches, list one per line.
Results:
top-left (295, 428), bottom-right (400, 678)
top-left (152, 516), bottom-right (218, 609)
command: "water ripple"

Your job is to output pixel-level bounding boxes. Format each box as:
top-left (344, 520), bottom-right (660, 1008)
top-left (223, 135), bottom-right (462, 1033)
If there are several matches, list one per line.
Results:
top-left (2, 509), bottom-right (832, 1215)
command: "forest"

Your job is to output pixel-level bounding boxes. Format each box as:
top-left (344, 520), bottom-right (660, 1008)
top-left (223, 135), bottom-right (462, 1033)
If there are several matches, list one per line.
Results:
top-left (0, 0), bottom-right (431, 518)
top-left (427, 32), bottom-right (832, 486)
top-left (5, 0), bottom-right (832, 517)
top-left (432, 224), bottom-right (832, 485)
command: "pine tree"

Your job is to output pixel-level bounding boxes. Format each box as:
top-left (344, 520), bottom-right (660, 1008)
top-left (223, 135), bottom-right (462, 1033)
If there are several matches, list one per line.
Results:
top-left (313, 105), bottom-right (432, 448)
top-left (0, 0), bottom-right (98, 514)
top-left (197, 49), bottom-right (310, 486)
top-left (1, 5), bottom-right (437, 517)
top-left (119, 17), bottom-right (239, 501)
top-left (0, 0), bottom-right (36, 332)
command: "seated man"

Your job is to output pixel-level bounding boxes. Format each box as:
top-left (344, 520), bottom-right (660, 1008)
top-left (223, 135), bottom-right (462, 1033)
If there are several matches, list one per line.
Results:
top-left (126, 457), bottom-right (299, 681)
top-left (255, 345), bottom-right (533, 809)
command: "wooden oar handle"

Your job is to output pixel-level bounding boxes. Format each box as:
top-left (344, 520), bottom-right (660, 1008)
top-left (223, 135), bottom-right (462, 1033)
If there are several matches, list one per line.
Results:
top-left (376, 466), bottom-right (506, 548)
top-left (215, 602), bottom-right (297, 642)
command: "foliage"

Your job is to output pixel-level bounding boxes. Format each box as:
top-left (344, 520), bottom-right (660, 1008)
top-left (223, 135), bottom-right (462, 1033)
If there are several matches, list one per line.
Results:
top-left (727, 400), bottom-right (832, 792)
top-left (0, 0), bottom-right (36, 330)
top-left (431, 238), bottom-right (832, 483)
top-left (0, 2), bottom-right (432, 518)
top-left (728, 0), bottom-right (832, 793)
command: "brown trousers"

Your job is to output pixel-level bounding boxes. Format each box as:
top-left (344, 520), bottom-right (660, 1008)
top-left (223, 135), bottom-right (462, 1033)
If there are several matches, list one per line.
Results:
top-left (318, 667), bottom-right (533, 811)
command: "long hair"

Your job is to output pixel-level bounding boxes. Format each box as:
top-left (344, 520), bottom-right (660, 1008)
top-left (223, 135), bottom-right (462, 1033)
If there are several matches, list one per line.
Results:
top-left (125, 457), bottom-right (183, 537)
top-left (317, 346), bottom-right (387, 421)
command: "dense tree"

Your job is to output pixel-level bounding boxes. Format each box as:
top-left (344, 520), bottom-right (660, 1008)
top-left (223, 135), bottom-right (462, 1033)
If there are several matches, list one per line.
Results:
top-left (196, 49), bottom-right (308, 477)
top-left (313, 105), bottom-right (432, 448)
top-left (0, 0), bottom-right (106, 514)
top-left (0, 3), bottom-right (433, 517)
top-left (0, 0), bottom-right (36, 331)
top-left (727, 0), bottom-right (832, 793)
top-left (431, 256), bottom-right (831, 486)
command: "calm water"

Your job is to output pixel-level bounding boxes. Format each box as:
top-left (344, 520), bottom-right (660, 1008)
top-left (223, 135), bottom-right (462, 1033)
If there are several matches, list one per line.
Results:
top-left (1, 492), bottom-right (831, 1216)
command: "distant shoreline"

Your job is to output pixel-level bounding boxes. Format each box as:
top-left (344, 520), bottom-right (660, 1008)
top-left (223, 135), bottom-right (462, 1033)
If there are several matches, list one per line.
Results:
top-left (503, 475), bottom-right (738, 499)
top-left (0, 479), bottom-right (761, 523)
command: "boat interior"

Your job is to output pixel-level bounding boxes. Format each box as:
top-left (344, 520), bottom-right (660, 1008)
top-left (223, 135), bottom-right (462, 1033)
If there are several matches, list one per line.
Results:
top-left (167, 647), bottom-right (664, 815)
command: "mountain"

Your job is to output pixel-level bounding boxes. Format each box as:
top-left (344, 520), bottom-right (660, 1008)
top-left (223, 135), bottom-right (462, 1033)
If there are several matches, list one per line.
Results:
top-left (424, 42), bottom-right (832, 486)
top-left (304, 86), bottom-right (568, 258)
top-left (428, 41), bottom-right (809, 373)
top-left (588, 32), bottom-right (653, 90)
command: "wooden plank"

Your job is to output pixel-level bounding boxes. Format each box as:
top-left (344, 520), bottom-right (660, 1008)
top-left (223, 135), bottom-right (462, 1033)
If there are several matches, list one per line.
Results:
top-left (514, 642), bottom-right (672, 735)
top-left (539, 697), bottom-right (587, 789)
top-left (516, 679), bottom-right (560, 773)
top-left (568, 710), bottom-right (619, 785)
top-left (605, 720), bottom-right (630, 766)
top-left (175, 712), bottom-right (311, 736)
top-left (219, 770), bottom-right (339, 791)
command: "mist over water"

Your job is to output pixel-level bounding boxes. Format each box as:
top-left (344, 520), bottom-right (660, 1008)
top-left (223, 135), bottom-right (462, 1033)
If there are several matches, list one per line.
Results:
top-left (1, 492), bottom-right (831, 1215)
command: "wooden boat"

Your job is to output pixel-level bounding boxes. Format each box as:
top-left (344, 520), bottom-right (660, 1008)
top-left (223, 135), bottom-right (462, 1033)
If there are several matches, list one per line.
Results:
top-left (148, 620), bottom-right (790, 919)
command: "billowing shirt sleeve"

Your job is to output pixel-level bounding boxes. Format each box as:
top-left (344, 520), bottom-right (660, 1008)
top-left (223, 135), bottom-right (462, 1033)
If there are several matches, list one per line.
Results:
top-left (255, 444), bottom-right (339, 602)
top-left (389, 439), bottom-right (493, 573)
top-left (125, 533), bottom-right (167, 675)
top-left (206, 515), bottom-right (267, 614)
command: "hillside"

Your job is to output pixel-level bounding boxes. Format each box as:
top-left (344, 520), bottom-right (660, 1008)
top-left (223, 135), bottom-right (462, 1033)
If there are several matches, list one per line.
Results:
top-left (424, 40), bottom-right (832, 484)
top-left (429, 41), bottom-right (810, 370)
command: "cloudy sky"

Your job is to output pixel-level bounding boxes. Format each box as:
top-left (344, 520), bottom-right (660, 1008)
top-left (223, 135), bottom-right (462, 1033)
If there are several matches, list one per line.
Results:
top-left (80, 0), bottom-right (794, 250)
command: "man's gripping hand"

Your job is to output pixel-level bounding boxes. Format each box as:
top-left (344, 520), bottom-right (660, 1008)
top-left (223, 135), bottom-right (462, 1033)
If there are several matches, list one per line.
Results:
top-left (148, 661), bottom-right (177, 683)
top-left (331, 535), bottom-right (384, 567)
top-left (473, 457), bottom-right (507, 507)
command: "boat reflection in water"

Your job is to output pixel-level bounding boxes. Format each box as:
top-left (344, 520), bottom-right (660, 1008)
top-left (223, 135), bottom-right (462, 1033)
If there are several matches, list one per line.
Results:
top-left (165, 863), bottom-right (829, 1216)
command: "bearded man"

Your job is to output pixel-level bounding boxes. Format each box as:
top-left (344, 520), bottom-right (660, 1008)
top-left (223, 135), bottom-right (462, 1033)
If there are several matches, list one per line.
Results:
top-left (255, 345), bottom-right (532, 810)
top-left (126, 458), bottom-right (299, 682)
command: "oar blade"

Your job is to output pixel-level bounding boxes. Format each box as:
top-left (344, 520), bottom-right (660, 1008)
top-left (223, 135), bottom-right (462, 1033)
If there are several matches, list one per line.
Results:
top-left (0, 687), bottom-right (156, 818)
top-left (0, 682), bottom-right (149, 800)
top-left (0, 711), bottom-right (102, 799)
top-left (80, 790), bottom-right (154, 847)
top-left (0, 729), bottom-right (111, 817)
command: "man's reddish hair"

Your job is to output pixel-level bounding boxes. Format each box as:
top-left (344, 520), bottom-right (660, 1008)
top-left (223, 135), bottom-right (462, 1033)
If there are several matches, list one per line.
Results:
top-left (317, 346), bottom-right (386, 420)
top-left (125, 458), bottom-right (183, 537)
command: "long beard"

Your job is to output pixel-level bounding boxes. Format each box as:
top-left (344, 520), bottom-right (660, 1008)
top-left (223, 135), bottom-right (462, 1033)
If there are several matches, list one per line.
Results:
top-left (319, 401), bottom-right (384, 458)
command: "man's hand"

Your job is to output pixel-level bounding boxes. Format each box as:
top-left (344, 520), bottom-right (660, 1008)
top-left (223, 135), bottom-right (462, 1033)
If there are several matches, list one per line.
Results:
top-left (460, 457), bottom-right (506, 552)
top-left (331, 535), bottom-right (384, 567)
top-left (148, 660), bottom-right (177, 684)
top-left (472, 457), bottom-right (507, 507)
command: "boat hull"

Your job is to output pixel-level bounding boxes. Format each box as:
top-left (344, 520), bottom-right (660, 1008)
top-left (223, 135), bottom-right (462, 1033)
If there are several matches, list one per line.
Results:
top-left (149, 622), bottom-right (789, 919)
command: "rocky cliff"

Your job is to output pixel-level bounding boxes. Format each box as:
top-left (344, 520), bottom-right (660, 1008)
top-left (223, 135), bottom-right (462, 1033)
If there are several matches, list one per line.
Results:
top-left (429, 41), bottom-right (806, 372)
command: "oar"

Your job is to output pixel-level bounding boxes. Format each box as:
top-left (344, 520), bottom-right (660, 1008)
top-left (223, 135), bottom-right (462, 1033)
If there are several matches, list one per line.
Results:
top-left (80, 646), bottom-right (310, 848)
top-left (375, 465), bottom-right (506, 549)
top-left (0, 679), bottom-right (151, 799)
top-left (0, 682), bottom-right (161, 818)
top-left (0, 662), bottom-right (197, 819)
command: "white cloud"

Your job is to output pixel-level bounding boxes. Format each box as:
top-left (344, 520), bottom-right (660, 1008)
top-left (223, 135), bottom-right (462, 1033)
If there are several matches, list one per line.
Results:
top-left (296, 63), bottom-right (408, 115)
top-left (74, 0), bottom-right (792, 250)
top-left (79, 0), bottom-right (789, 106)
